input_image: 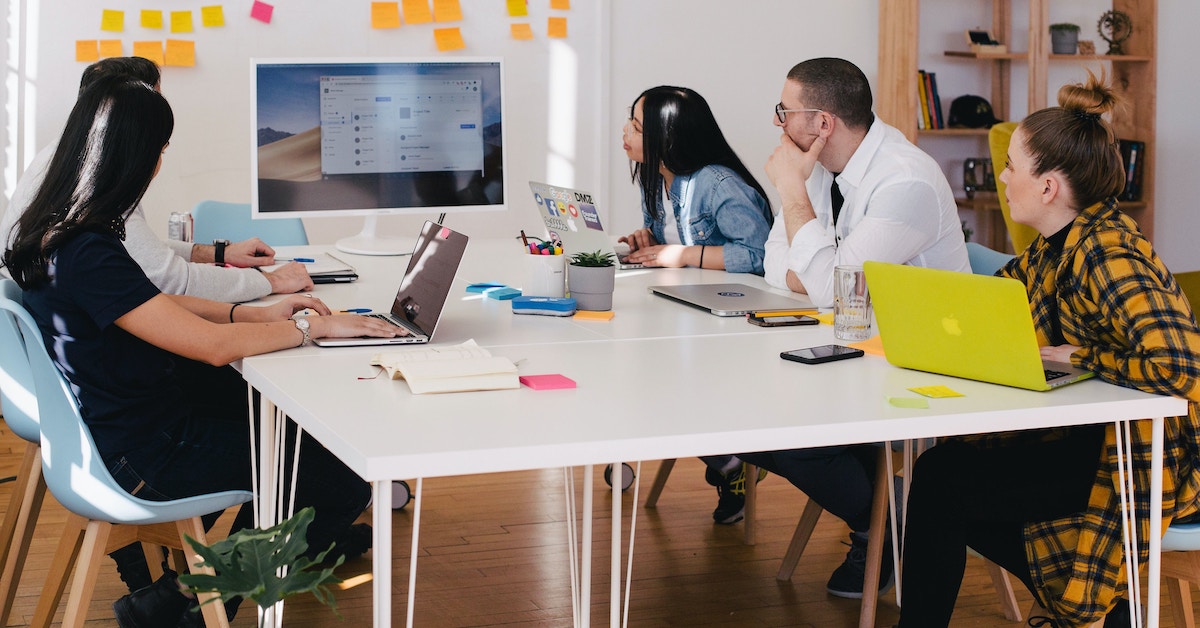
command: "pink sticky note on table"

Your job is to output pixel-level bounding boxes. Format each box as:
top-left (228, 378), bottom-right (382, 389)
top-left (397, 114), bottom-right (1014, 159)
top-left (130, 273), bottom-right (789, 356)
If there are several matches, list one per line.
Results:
top-left (520, 374), bottom-right (576, 390)
top-left (250, 1), bottom-right (274, 24)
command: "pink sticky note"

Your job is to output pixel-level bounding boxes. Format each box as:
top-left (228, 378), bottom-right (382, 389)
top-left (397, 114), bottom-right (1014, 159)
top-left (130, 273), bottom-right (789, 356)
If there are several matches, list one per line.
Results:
top-left (250, 1), bottom-right (274, 24)
top-left (519, 374), bottom-right (576, 390)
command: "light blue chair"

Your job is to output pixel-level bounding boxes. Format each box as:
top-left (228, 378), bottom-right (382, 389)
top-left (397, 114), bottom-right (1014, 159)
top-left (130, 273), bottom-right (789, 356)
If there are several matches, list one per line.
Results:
top-left (0, 280), bottom-right (251, 628)
top-left (192, 200), bottom-right (308, 247)
top-left (0, 279), bottom-right (48, 625)
top-left (966, 241), bottom-right (1015, 277)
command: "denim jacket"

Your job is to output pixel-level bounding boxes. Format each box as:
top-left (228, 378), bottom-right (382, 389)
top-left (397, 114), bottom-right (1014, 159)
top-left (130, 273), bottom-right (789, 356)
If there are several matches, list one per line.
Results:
top-left (642, 165), bottom-right (773, 274)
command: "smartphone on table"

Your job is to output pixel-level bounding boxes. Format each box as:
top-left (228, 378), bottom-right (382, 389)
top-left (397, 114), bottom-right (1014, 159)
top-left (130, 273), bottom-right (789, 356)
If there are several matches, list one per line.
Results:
top-left (780, 345), bottom-right (865, 364)
top-left (747, 314), bottom-right (819, 327)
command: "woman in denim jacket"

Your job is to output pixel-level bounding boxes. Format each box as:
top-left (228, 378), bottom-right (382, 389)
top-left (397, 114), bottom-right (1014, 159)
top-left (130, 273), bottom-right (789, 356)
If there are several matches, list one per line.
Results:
top-left (619, 86), bottom-right (773, 274)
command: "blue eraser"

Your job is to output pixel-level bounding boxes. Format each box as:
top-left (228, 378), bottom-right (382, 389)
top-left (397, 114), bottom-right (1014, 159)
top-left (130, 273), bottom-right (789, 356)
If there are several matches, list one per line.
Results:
top-left (484, 287), bottom-right (522, 300)
top-left (512, 296), bottom-right (577, 316)
top-left (467, 282), bottom-right (507, 293)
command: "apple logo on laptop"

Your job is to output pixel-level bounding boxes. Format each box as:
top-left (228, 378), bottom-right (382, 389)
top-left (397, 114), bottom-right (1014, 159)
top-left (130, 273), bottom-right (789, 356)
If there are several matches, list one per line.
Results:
top-left (942, 315), bottom-right (962, 336)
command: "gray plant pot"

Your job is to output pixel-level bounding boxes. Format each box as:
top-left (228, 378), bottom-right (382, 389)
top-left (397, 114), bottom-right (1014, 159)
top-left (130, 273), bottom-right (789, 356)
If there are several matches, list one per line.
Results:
top-left (1051, 29), bottom-right (1079, 54)
top-left (567, 264), bottom-right (616, 311)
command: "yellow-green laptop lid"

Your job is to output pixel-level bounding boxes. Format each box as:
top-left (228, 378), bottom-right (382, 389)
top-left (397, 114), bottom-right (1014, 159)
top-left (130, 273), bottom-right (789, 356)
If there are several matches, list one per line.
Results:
top-left (863, 261), bottom-right (1089, 391)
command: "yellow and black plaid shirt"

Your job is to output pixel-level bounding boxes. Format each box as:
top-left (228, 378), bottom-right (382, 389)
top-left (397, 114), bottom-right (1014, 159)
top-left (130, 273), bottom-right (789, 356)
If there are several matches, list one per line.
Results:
top-left (969, 199), bottom-right (1200, 626)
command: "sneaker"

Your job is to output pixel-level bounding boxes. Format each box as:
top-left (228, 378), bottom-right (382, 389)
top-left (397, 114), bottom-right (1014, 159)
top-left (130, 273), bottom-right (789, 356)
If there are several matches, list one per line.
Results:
top-left (705, 463), bottom-right (767, 525)
top-left (826, 531), bottom-right (895, 599)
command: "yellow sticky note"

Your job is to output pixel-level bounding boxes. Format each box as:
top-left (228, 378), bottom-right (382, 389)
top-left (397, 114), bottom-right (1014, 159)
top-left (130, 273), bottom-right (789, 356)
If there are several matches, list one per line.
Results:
top-left (101, 9), bottom-right (125, 32)
top-left (171, 11), bottom-right (195, 33)
top-left (887, 396), bottom-right (930, 409)
top-left (201, 6), bottom-right (225, 27)
top-left (573, 310), bottom-right (615, 321)
top-left (141, 10), bottom-right (164, 29)
top-left (401, 0), bottom-right (433, 24)
top-left (433, 27), bottom-right (465, 51)
top-left (908, 385), bottom-right (965, 399)
top-left (547, 16), bottom-right (567, 38)
top-left (510, 23), bottom-right (534, 40)
top-left (164, 39), bottom-right (196, 67)
top-left (506, 0), bottom-right (528, 17)
top-left (132, 41), bottom-right (164, 66)
top-left (432, 0), bottom-right (462, 22)
top-left (815, 312), bottom-right (835, 325)
top-left (847, 334), bottom-right (886, 357)
top-left (372, 2), bottom-right (402, 28)
top-left (550, 0), bottom-right (570, 9)
top-left (76, 40), bottom-right (100, 63)
top-left (98, 39), bottom-right (123, 58)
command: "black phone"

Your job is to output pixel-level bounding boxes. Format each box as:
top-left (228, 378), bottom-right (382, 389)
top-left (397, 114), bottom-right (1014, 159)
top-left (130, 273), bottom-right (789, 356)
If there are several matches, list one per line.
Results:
top-left (747, 314), bottom-right (820, 327)
top-left (780, 345), bottom-right (866, 365)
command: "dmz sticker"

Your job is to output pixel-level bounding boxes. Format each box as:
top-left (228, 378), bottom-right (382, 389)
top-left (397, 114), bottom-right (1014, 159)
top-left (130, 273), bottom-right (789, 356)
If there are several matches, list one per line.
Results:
top-left (717, 291), bottom-right (746, 298)
top-left (535, 189), bottom-right (604, 233)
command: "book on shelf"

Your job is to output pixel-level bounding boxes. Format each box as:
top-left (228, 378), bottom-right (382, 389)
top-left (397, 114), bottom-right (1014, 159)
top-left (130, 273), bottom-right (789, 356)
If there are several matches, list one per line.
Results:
top-left (928, 71), bottom-right (944, 129)
top-left (1118, 139), bottom-right (1146, 202)
top-left (371, 340), bottom-right (519, 394)
top-left (917, 70), bottom-right (944, 129)
top-left (917, 70), bottom-right (931, 130)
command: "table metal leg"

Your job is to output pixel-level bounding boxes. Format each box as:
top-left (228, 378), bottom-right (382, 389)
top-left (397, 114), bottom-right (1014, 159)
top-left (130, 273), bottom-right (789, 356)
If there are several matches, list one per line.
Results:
top-left (582, 464), bottom-right (593, 628)
top-left (1148, 416), bottom-right (1164, 628)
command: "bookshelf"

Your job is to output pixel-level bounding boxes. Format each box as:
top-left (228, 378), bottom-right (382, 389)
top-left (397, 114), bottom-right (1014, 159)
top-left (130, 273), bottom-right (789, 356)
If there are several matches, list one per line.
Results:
top-left (877, 0), bottom-right (1157, 248)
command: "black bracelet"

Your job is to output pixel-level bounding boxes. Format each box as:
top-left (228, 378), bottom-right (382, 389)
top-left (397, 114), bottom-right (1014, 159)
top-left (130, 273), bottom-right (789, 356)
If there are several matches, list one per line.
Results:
top-left (698, 245), bottom-right (706, 269)
top-left (229, 303), bottom-right (239, 323)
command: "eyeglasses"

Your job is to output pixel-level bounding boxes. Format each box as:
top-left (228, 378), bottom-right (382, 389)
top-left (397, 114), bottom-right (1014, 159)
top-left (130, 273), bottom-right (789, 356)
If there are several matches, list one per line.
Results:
top-left (775, 103), bottom-right (824, 124)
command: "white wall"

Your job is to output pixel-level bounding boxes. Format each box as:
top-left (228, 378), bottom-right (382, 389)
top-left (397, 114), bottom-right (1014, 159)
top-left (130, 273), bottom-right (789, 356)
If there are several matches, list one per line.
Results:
top-left (3, 1), bottom-right (1198, 270)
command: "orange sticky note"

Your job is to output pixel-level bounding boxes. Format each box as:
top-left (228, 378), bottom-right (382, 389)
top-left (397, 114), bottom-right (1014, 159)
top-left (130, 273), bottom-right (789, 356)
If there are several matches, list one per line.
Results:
top-left (250, 1), bottom-right (274, 24)
top-left (132, 41), bottom-right (164, 66)
top-left (432, 0), bottom-right (462, 22)
top-left (141, 10), bottom-right (164, 29)
top-left (506, 0), bottom-right (527, 17)
top-left (76, 40), bottom-right (100, 63)
top-left (433, 27), bottom-right (465, 51)
top-left (201, 6), bottom-right (225, 27)
top-left (171, 11), bottom-right (194, 33)
top-left (164, 39), bottom-right (196, 67)
top-left (371, 2), bottom-right (402, 28)
top-left (510, 23), bottom-right (534, 40)
top-left (573, 310), bottom-right (614, 321)
top-left (550, 0), bottom-right (570, 9)
top-left (99, 40), bottom-right (123, 58)
top-left (401, 0), bottom-right (432, 24)
top-left (101, 9), bottom-right (125, 32)
top-left (547, 16), bottom-right (567, 38)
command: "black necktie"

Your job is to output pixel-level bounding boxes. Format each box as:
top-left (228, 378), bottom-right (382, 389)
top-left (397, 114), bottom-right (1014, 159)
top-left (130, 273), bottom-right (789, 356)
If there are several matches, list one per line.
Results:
top-left (830, 172), bottom-right (844, 225)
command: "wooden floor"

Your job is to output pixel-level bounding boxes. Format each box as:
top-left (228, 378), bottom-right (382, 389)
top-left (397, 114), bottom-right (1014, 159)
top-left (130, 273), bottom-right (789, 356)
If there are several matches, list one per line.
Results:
top-left (0, 420), bottom-right (1193, 627)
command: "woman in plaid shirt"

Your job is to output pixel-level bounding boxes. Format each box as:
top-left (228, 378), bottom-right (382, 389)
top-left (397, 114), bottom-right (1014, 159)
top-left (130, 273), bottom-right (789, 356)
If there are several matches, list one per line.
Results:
top-left (896, 71), bottom-right (1200, 627)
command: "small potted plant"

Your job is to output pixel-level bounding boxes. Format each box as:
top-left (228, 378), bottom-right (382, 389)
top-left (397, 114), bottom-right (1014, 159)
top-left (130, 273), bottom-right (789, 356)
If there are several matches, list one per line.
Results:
top-left (1050, 23), bottom-right (1081, 54)
top-left (567, 249), bottom-right (617, 311)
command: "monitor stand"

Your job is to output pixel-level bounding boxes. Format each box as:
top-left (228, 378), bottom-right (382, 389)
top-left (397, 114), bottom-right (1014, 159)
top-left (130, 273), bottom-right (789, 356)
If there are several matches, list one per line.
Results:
top-left (335, 215), bottom-right (416, 256)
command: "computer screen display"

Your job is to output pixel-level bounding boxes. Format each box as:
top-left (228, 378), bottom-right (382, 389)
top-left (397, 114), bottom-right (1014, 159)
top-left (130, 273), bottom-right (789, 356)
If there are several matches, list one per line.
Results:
top-left (250, 58), bottom-right (506, 222)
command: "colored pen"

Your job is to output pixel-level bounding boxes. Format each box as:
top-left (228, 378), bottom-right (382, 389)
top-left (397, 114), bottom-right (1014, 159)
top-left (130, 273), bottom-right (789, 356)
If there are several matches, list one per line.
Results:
top-left (750, 309), bottom-right (818, 317)
top-left (340, 308), bottom-right (371, 314)
top-left (278, 257), bottom-right (315, 263)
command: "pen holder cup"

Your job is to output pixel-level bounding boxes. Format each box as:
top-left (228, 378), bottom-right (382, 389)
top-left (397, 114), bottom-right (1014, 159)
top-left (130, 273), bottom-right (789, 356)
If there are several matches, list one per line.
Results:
top-left (523, 254), bottom-right (566, 298)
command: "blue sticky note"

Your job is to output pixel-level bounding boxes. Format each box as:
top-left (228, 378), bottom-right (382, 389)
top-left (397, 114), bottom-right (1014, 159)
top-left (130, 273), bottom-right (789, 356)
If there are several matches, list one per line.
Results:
top-left (484, 287), bottom-right (522, 300)
top-left (467, 282), bottom-right (507, 293)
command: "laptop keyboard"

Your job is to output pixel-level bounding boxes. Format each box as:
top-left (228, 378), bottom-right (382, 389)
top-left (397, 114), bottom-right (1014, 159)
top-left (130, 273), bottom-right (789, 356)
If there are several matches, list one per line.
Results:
top-left (1044, 368), bottom-right (1070, 381)
top-left (365, 313), bottom-right (412, 334)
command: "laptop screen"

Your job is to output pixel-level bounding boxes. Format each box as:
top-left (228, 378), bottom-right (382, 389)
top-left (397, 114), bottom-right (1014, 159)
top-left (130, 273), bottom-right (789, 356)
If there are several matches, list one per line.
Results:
top-left (389, 222), bottom-right (469, 336)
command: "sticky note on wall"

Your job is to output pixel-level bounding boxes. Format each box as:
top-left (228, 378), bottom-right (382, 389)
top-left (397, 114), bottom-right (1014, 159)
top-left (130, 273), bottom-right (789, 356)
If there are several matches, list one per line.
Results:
top-left (434, 27), bottom-right (465, 51)
top-left (550, 0), bottom-right (570, 9)
top-left (171, 11), bottom-right (194, 33)
top-left (100, 9), bottom-right (125, 32)
top-left (402, 0), bottom-right (432, 24)
top-left (164, 39), bottom-right (196, 67)
top-left (133, 41), bottom-right (164, 66)
top-left (432, 0), bottom-right (462, 22)
top-left (250, 1), bottom-right (274, 24)
top-left (547, 16), bottom-right (567, 38)
top-left (99, 40), bottom-right (123, 58)
top-left (507, 0), bottom-right (528, 17)
top-left (141, 10), bottom-right (163, 29)
top-left (372, 2), bottom-right (402, 28)
top-left (76, 41), bottom-right (100, 62)
top-left (201, 6), bottom-right (225, 27)
top-left (511, 23), bottom-right (533, 40)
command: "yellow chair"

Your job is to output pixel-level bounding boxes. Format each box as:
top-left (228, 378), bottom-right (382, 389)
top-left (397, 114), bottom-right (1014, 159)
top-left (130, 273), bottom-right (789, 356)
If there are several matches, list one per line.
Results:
top-left (1176, 270), bottom-right (1200, 308)
top-left (988, 122), bottom-right (1040, 254)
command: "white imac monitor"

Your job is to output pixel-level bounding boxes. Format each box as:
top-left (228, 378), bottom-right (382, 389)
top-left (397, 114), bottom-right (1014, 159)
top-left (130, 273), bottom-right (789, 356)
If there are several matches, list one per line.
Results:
top-left (250, 57), bottom-right (507, 255)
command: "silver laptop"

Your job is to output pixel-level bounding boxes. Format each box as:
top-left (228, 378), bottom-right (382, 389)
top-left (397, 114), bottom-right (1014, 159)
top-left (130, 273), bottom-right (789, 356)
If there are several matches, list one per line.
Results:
top-left (649, 283), bottom-right (815, 317)
top-left (529, 181), bottom-right (644, 270)
top-left (314, 222), bottom-right (468, 347)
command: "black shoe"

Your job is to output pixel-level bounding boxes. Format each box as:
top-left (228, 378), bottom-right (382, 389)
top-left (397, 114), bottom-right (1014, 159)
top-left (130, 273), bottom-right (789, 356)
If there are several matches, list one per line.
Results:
top-left (113, 569), bottom-right (190, 628)
top-left (176, 596), bottom-right (241, 628)
top-left (825, 531), bottom-right (895, 599)
top-left (319, 523), bottom-right (374, 563)
top-left (705, 463), bottom-right (767, 525)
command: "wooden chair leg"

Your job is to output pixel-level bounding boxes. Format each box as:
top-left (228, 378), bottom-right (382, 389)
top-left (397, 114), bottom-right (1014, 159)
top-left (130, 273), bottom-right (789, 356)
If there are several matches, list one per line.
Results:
top-left (777, 498), bottom-right (823, 581)
top-left (743, 464), bottom-right (758, 546)
top-left (61, 520), bottom-right (113, 628)
top-left (983, 558), bottom-right (1023, 622)
top-left (1167, 575), bottom-right (1196, 628)
top-left (643, 459), bottom-right (675, 508)
top-left (0, 442), bottom-right (45, 625)
top-left (32, 512), bottom-right (89, 628)
top-left (859, 448), bottom-right (890, 628)
top-left (176, 517), bottom-right (231, 628)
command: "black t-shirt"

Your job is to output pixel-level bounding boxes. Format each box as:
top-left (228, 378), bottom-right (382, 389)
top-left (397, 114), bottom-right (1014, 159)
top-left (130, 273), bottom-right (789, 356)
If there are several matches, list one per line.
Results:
top-left (23, 230), bottom-right (184, 457)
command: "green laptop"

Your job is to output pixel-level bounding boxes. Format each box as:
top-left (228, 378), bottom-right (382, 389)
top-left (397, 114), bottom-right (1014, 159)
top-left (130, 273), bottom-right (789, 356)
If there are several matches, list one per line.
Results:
top-left (863, 261), bottom-right (1094, 391)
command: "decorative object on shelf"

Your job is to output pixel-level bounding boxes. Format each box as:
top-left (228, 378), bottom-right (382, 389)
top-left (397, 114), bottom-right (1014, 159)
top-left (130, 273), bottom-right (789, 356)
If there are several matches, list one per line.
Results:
top-left (1050, 23), bottom-right (1081, 54)
top-left (963, 158), bottom-right (996, 199)
top-left (567, 250), bottom-right (617, 311)
top-left (1078, 40), bottom-right (1096, 55)
top-left (948, 95), bottom-right (1000, 129)
top-left (965, 28), bottom-right (1006, 54)
top-left (1098, 10), bottom-right (1132, 55)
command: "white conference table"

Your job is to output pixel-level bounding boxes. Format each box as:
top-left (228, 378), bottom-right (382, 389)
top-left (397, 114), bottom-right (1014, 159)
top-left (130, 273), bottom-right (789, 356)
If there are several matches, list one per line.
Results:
top-left (241, 238), bottom-right (1185, 627)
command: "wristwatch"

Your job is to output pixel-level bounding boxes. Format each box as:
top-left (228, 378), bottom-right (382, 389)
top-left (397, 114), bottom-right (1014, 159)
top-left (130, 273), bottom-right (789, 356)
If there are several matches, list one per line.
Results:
top-left (293, 317), bottom-right (311, 347)
top-left (213, 239), bottom-right (231, 265)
